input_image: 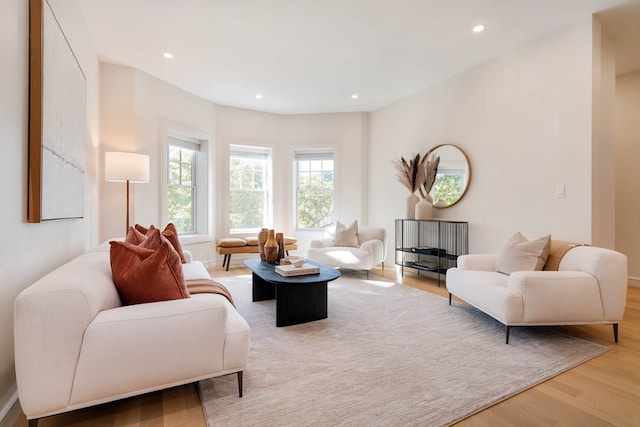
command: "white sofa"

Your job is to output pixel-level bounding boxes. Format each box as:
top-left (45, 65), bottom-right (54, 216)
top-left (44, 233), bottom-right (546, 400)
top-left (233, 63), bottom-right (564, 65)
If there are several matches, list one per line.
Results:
top-left (307, 225), bottom-right (386, 275)
top-left (14, 243), bottom-right (250, 426)
top-left (446, 245), bottom-right (628, 343)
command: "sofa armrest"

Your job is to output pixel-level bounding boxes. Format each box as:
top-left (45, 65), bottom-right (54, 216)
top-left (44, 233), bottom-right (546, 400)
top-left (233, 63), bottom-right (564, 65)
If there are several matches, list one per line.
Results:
top-left (182, 250), bottom-right (193, 263)
top-left (507, 271), bottom-right (605, 323)
top-left (360, 239), bottom-right (384, 263)
top-left (457, 254), bottom-right (498, 271)
top-left (69, 296), bottom-right (232, 405)
top-left (310, 238), bottom-right (334, 249)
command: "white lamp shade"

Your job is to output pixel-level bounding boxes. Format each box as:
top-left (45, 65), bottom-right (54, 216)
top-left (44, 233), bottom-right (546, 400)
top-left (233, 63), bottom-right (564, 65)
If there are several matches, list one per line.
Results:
top-left (105, 152), bottom-right (150, 183)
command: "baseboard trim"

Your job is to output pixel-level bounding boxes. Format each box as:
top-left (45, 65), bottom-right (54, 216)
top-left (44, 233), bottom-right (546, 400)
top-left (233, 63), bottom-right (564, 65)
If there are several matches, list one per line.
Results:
top-left (629, 277), bottom-right (640, 287)
top-left (0, 390), bottom-right (20, 427)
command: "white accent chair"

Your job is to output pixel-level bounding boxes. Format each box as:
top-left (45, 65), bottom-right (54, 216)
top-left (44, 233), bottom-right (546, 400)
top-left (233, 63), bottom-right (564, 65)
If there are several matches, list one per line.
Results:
top-left (14, 243), bottom-right (250, 426)
top-left (446, 245), bottom-right (628, 343)
top-left (307, 225), bottom-right (386, 276)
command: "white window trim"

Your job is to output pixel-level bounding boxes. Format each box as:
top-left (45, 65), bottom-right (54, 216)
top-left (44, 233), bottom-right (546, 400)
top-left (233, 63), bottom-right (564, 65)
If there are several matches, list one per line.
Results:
top-left (290, 144), bottom-right (338, 232)
top-left (160, 120), bottom-right (213, 244)
top-left (222, 139), bottom-right (277, 236)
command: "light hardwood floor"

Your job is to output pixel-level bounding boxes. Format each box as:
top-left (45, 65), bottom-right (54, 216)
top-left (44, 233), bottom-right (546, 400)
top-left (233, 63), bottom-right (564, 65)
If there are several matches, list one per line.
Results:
top-left (13, 264), bottom-right (640, 426)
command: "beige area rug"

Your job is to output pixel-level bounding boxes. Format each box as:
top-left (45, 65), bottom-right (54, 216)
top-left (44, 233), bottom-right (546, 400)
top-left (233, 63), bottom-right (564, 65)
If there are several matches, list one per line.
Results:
top-left (199, 272), bottom-right (608, 426)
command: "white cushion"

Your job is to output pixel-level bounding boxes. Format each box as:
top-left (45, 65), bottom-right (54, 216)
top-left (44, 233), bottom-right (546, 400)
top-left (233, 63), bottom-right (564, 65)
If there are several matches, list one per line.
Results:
top-left (496, 232), bottom-right (551, 274)
top-left (334, 220), bottom-right (359, 247)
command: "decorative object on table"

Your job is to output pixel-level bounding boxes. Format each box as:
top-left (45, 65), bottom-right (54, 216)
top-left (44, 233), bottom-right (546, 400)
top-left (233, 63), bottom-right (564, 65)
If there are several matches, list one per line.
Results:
top-left (415, 153), bottom-right (440, 220)
top-left (275, 263), bottom-right (321, 277)
top-left (264, 229), bottom-right (279, 264)
top-left (258, 228), bottom-right (268, 261)
top-left (105, 152), bottom-right (150, 234)
top-left (276, 232), bottom-right (285, 263)
top-left (392, 153), bottom-right (425, 219)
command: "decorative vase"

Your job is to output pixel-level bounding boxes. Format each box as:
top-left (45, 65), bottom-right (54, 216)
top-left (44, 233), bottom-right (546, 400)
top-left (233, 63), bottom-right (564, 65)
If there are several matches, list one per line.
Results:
top-left (406, 193), bottom-right (419, 219)
top-left (264, 229), bottom-right (279, 264)
top-left (258, 228), bottom-right (268, 261)
top-left (415, 197), bottom-right (433, 220)
top-left (276, 232), bottom-right (285, 263)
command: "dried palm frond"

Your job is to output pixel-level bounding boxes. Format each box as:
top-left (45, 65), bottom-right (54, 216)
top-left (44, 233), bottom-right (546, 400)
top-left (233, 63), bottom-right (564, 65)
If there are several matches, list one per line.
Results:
top-left (392, 153), bottom-right (425, 194)
top-left (418, 154), bottom-right (440, 199)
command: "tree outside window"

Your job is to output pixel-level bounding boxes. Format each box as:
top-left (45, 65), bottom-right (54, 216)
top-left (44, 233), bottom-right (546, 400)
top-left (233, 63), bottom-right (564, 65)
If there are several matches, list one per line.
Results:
top-left (229, 145), bottom-right (272, 233)
top-left (167, 144), bottom-right (196, 233)
top-left (295, 150), bottom-right (334, 230)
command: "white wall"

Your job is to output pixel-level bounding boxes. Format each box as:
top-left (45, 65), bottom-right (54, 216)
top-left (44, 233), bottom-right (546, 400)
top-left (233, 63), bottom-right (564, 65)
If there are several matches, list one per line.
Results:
top-left (615, 71), bottom-right (640, 281)
top-left (0, 0), bottom-right (99, 422)
top-left (215, 106), bottom-right (370, 261)
top-left (99, 70), bottom-right (369, 266)
top-left (370, 19), bottom-right (605, 257)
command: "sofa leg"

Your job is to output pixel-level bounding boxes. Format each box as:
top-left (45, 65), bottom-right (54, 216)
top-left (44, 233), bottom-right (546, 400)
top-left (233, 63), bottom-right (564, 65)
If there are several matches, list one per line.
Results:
top-left (505, 325), bottom-right (511, 344)
top-left (237, 371), bottom-right (243, 397)
top-left (613, 323), bottom-right (619, 343)
top-left (29, 419), bottom-right (38, 427)
top-left (448, 293), bottom-right (452, 305)
top-left (382, 261), bottom-right (385, 270)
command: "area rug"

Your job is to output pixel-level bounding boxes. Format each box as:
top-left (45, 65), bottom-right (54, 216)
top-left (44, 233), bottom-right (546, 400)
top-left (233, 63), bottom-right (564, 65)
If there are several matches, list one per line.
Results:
top-left (199, 273), bottom-right (608, 426)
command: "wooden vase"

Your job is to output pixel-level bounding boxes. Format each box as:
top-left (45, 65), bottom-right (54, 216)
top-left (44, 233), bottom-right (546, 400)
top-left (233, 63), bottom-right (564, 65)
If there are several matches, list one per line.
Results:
top-left (276, 232), bottom-right (285, 263)
top-left (264, 229), bottom-right (279, 264)
top-left (258, 228), bottom-right (268, 261)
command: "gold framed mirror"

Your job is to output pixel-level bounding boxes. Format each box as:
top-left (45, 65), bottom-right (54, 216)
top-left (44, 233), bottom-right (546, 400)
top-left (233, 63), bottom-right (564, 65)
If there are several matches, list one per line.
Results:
top-left (425, 144), bottom-right (471, 208)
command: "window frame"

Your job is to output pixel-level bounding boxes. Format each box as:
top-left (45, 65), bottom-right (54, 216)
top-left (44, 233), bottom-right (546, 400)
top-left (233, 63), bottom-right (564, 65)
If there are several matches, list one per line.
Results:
top-left (293, 148), bottom-right (335, 231)
top-left (160, 121), bottom-right (211, 242)
top-left (225, 142), bottom-right (274, 235)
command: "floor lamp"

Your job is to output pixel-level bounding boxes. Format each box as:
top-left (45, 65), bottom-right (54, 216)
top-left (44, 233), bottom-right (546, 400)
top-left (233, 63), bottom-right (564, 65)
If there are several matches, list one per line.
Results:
top-left (105, 152), bottom-right (150, 235)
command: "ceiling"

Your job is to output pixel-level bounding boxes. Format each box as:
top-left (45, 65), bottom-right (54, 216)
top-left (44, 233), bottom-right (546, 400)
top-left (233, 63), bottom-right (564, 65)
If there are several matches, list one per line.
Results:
top-left (74, 0), bottom-right (640, 115)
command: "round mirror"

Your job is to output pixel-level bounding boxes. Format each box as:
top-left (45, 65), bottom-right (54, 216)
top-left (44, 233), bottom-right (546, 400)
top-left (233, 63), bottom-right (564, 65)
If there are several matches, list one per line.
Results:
top-left (426, 144), bottom-right (471, 208)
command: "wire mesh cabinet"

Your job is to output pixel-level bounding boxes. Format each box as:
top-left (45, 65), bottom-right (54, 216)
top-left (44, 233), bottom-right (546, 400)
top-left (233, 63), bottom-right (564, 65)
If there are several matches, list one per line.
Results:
top-left (395, 219), bottom-right (469, 286)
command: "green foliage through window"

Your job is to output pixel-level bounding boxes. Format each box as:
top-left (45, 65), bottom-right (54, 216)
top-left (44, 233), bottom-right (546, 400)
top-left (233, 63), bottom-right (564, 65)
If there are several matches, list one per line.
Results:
top-left (296, 153), bottom-right (334, 230)
top-left (167, 145), bottom-right (196, 233)
top-left (229, 145), bottom-right (271, 232)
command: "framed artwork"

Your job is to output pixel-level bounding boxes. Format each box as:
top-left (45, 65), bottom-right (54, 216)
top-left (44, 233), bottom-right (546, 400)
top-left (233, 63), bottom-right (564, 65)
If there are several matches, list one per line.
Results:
top-left (28, 0), bottom-right (86, 222)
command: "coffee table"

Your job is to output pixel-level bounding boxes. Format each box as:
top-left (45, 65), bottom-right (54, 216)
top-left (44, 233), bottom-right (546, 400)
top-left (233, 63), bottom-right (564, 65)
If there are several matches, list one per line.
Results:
top-left (243, 258), bottom-right (340, 327)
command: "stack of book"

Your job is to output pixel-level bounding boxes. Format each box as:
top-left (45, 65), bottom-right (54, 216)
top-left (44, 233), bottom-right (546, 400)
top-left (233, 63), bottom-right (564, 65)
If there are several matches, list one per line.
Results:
top-left (275, 263), bottom-right (320, 277)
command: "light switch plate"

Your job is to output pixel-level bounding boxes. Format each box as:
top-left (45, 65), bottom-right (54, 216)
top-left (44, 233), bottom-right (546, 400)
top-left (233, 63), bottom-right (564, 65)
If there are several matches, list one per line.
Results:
top-left (555, 185), bottom-right (565, 198)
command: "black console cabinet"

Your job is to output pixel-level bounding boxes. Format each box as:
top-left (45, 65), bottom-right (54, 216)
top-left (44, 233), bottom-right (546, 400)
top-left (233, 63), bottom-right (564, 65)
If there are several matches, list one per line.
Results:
top-left (395, 219), bottom-right (469, 286)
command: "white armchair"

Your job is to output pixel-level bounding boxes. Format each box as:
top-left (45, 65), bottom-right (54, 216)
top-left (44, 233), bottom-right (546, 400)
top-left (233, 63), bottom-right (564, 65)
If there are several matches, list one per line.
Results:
top-left (307, 225), bottom-right (386, 276)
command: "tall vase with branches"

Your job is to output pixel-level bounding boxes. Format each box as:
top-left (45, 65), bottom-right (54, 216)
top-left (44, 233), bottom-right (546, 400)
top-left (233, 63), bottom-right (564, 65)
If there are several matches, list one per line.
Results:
top-left (392, 153), bottom-right (425, 219)
top-left (416, 154), bottom-right (440, 220)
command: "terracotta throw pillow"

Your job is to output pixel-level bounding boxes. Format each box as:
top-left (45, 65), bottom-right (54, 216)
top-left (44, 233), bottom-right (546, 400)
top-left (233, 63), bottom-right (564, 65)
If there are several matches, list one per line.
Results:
top-left (334, 220), bottom-right (359, 247)
top-left (110, 228), bottom-right (189, 305)
top-left (135, 223), bottom-right (187, 263)
top-left (124, 226), bottom-right (147, 245)
top-left (496, 232), bottom-right (551, 275)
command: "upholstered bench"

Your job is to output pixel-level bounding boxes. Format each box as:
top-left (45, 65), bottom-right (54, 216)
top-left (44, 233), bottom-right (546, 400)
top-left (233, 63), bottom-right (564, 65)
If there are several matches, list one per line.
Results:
top-left (216, 236), bottom-right (298, 270)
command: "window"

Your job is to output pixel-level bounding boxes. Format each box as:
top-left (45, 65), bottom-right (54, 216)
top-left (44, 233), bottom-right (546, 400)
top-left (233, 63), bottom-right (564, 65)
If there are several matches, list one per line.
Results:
top-left (163, 129), bottom-right (208, 237)
top-left (294, 150), bottom-right (334, 230)
top-left (229, 144), bottom-right (272, 233)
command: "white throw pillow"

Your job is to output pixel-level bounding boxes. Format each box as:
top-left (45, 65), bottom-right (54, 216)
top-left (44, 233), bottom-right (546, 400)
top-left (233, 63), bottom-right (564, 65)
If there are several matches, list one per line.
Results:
top-left (496, 232), bottom-right (551, 274)
top-left (333, 220), bottom-right (359, 247)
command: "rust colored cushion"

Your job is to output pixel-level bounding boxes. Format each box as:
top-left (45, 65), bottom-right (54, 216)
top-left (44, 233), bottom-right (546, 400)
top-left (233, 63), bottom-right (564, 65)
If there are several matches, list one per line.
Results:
top-left (125, 226), bottom-right (147, 245)
top-left (135, 223), bottom-right (187, 263)
top-left (110, 228), bottom-right (189, 305)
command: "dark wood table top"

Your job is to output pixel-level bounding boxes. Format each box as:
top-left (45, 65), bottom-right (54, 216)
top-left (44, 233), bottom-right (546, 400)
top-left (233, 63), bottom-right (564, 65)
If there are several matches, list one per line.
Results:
top-left (243, 258), bottom-right (341, 284)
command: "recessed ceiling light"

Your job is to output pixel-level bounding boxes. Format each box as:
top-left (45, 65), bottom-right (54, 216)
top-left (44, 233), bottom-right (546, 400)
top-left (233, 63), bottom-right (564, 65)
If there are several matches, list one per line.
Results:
top-left (351, 94), bottom-right (358, 99)
top-left (256, 94), bottom-right (263, 99)
top-left (163, 52), bottom-right (174, 59)
top-left (473, 25), bottom-right (485, 33)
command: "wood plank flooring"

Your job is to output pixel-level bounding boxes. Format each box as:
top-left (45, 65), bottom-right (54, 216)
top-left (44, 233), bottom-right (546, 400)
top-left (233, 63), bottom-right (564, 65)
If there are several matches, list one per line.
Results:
top-left (12, 264), bottom-right (640, 426)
